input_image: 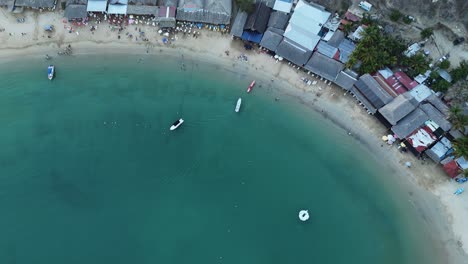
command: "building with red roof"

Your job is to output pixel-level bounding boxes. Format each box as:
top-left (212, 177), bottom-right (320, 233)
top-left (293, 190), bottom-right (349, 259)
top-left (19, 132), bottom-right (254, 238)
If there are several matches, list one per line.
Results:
top-left (443, 160), bottom-right (461, 178)
top-left (394, 71), bottom-right (418, 90)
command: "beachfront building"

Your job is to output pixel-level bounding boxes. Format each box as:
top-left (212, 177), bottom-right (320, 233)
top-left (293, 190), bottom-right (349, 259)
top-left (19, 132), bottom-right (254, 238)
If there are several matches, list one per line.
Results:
top-left (273, 0), bottom-right (336, 66)
top-left (408, 84), bottom-right (434, 103)
top-left (335, 69), bottom-right (358, 91)
top-left (379, 93), bottom-right (418, 126)
top-left (241, 2), bottom-right (271, 43)
top-left (64, 0), bottom-right (88, 20)
top-left (425, 137), bottom-right (453, 163)
top-left (304, 52), bottom-right (344, 82)
top-left (230, 9), bottom-right (248, 38)
top-left (350, 74), bottom-right (393, 114)
top-left (107, 0), bottom-right (128, 15)
top-left (126, 0), bottom-right (159, 16)
top-left (14, 0), bottom-right (55, 10)
top-left (258, 11), bottom-right (288, 50)
top-left (176, 0), bottom-right (231, 25)
top-left (87, 0), bottom-right (107, 12)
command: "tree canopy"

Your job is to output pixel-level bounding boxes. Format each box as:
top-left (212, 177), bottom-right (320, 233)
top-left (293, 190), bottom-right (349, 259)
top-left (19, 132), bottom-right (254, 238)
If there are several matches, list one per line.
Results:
top-left (235, 0), bottom-right (255, 14)
top-left (346, 25), bottom-right (405, 74)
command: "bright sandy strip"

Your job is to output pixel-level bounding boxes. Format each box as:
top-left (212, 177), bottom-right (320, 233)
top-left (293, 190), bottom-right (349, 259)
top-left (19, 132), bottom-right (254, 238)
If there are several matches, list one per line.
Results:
top-left (0, 9), bottom-right (467, 263)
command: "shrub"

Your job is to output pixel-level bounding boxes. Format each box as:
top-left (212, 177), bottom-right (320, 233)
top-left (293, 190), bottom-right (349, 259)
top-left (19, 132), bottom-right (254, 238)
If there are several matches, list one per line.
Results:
top-left (402, 16), bottom-right (413, 24)
top-left (389, 9), bottom-right (402, 22)
top-left (420, 27), bottom-right (433, 39)
top-left (439, 60), bottom-right (451, 69)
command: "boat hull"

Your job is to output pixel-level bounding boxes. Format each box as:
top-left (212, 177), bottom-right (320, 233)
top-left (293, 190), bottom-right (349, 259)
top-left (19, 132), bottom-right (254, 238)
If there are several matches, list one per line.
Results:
top-left (47, 65), bottom-right (54, 80)
top-left (170, 119), bottom-right (184, 131)
top-left (235, 98), bottom-right (242, 112)
top-left (247, 80), bottom-right (255, 93)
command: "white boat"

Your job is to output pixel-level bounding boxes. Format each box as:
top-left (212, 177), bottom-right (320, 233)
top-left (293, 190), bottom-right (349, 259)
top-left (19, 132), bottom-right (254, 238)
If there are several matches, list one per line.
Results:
top-left (298, 210), bottom-right (309, 221)
top-left (235, 98), bottom-right (242, 112)
top-left (170, 118), bottom-right (184, 131)
top-left (47, 65), bottom-right (54, 80)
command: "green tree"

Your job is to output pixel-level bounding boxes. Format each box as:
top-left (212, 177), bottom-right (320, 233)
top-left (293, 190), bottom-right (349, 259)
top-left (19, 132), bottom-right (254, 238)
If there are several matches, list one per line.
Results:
top-left (453, 136), bottom-right (468, 158)
top-left (450, 60), bottom-right (468, 83)
top-left (400, 54), bottom-right (431, 77)
top-left (346, 25), bottom-right (404, 74)
top-left (342, 23), bottom-right (354, 35)
top-left (389, 9), bottom-right (402, 22)
top-left (420, 27), bottom-right (433, 39)
top-left (431, 79), bottom-right (451, 92)
top-left (235, 0), bottom-right (255, 14)
top-left (449, 106), bottom-right (468, 130)
top-left (439, 60), bottom-right (451, 69)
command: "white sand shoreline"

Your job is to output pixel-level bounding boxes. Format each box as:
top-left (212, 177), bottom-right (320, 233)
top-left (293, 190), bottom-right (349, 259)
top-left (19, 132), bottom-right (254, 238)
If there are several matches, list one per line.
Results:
top-left (1, 10), bottom-right (467, 263)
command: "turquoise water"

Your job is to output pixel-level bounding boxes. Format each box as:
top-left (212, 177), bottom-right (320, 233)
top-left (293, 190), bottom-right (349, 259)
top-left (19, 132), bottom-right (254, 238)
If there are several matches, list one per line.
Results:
top-left (0, 54), bottom-right (438, 263)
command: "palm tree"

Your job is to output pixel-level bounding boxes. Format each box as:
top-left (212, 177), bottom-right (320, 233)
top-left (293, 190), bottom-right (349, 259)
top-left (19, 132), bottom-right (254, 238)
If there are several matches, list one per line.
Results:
top-left (453, 136), bottom-right (468, 158)
top-left (449, 106), bottom-right (468, 130)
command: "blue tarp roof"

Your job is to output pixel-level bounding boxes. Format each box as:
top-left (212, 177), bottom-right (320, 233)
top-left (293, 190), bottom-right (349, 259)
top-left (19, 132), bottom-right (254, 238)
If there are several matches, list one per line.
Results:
top-left (241, 30), bottom-right (263, 43)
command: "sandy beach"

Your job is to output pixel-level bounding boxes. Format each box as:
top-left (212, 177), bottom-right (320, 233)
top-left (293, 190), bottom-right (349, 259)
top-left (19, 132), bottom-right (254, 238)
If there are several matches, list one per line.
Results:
top-left (1, 10), bottom-right (467, 263)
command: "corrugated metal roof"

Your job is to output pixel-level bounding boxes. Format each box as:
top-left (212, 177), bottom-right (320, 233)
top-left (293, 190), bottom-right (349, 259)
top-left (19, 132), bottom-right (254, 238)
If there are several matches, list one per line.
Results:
top-left (304, 52), bottom-right (343, 81)
top-left (276, 38), bottom-right (312, 66)
top-left (259, 28), bottom-right (283, 51)
top-left (316, 40), bottom-right (338, 59)
top-left (273, 0), bottom-right (292, 13)
top-left (87, 0), bottom-right (107, 12)
top-left (354, 74), bottom-right (393, 109)
top-left (64, 4), bottom-right (88, 19)
top-left (231, 10), bottom-right (248, 37)
top-left (378, 93), bottom-right (418, 125)
top-left (335, 70), bottom-right (357, 91)
top-left (267, 11), bottom-right (289, 30)
top-left (244, 2), bottom-right (271, 33)
top-left (337, 39), bottom-right (355, 63)
top-left (391, 108), bottom-right (429, 138)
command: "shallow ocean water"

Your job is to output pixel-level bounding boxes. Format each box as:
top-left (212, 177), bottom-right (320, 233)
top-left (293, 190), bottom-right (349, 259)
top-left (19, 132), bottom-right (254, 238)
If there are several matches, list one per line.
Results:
top-left (0, 54), bottom-right (438, 263)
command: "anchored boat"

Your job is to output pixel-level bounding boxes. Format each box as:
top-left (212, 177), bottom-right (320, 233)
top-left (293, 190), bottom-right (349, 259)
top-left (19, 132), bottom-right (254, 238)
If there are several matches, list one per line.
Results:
top-left (170, 118), bottom-right (184, 131)
top-left (247, 80), bottom-right (255, 93)
top-left (47, 65), bottom-right (55, 80)
top-left (235, 98), bottom-right (242, 112)
top-left (298, 210), bottom-right (309, 221)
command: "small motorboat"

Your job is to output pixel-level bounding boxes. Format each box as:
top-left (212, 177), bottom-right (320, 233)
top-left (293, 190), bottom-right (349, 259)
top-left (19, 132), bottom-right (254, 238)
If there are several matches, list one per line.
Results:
top-left (298, 210), bottom-right (309, 221)
top-left (170, 118), bottom-right (184, 131)
top-left (247, 80), bottom-right (255, 93)
top-left (454, 188), bottom-right (464, 195)
top-left (47, 65), bottom-right (54, 80)
top-left (235, 98), bottom-right (242, 113)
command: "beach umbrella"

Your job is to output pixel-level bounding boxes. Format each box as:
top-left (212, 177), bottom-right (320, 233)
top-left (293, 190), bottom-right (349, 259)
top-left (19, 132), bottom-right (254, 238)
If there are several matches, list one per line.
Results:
top-left (405, 161), bottom-right (412, 168)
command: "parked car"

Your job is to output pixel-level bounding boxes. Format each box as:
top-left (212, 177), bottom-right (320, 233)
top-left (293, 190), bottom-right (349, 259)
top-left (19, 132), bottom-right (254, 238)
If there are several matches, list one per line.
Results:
top-left (453, 37), bottom-right (465, 46)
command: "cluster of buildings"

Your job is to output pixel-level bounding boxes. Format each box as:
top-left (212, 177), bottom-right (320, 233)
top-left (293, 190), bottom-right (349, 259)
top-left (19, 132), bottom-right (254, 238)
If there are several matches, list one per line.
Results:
top-left (231, 0), bottom-right (467, 178)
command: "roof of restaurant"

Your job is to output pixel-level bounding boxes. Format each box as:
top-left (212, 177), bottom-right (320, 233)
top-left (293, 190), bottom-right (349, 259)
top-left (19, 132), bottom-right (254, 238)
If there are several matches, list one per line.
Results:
top-left (275, 38), bottom-right (312, 66)
top-left (379, 93), bottom-right (418, 125)
top-left (15, 0), bottom-right (55, 8)
top-left (244, 2), bottom-right (271, 33)
top-left (64, 4), bottom-right (88, 19)
top-left (350, 86), bottom-right (377, 114)
top-left (391, 107), bottom-right (429, 138)
top-left (426, 137), bottom-right (452, 163)
top-left (337, 38), bottom-right (355, 63)
top-left (304, 52), bottom-right (344, 82)
top-left (335, 70), bottom-right (358, 91)
top-left (231, 10), bottom-right (248, 37)
top-left (129, 0), bottom-right (156, 4)
top-left (423, 94), bottom-right (450, 117)
top-left (354, 74), bottom-right (393, 109)
top-left (203, 0), bottom-right (232, 24)
top-left (267, 11), bottom-right (289, 30)
top-left (316, 40), bottom-right (338, 59)
top-left (87, 0), bottom-right (108, 12)
top-left (127, 4), bottom-right (158, 15)
top-left (419, 103), bottom-right (452, 132)
top-left (107, 0), bottom-right (128, 15)
top-left (259, 27), bottom-right (284, 51)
